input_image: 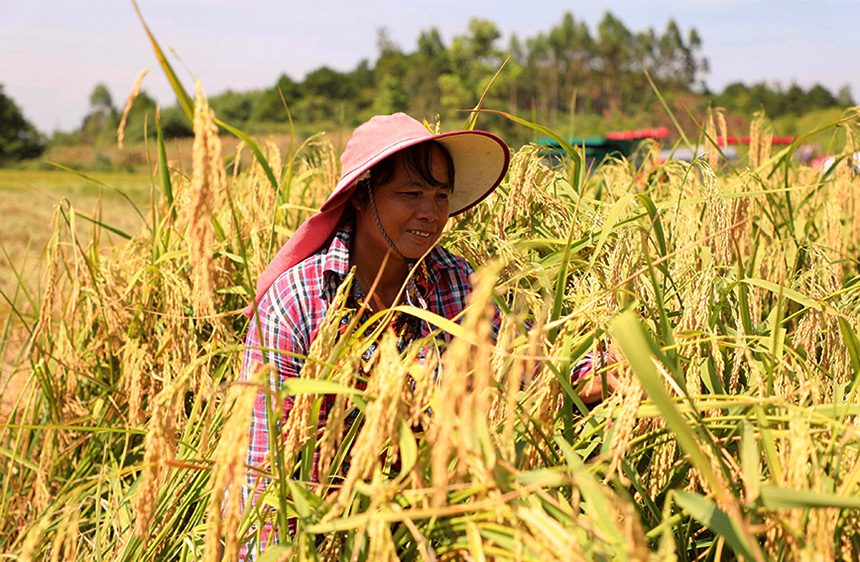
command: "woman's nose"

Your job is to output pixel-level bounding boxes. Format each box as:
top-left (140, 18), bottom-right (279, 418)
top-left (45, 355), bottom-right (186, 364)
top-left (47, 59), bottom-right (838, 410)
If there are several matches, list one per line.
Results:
top-left (415, 193), bottom-right (442, 220)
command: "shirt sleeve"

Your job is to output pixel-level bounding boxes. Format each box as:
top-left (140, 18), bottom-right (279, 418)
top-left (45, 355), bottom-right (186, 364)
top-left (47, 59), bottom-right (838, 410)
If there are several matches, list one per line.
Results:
top-left (571, 351), bottom-right (597, 382)
top-left (239, 288), bottom-right (308, 560)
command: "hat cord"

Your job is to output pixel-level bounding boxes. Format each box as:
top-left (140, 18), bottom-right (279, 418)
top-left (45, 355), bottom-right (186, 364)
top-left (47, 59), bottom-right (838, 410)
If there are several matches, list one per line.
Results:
top-left (364, 178), bottom-right (421, 307)
top-left (365, 178), bottom-right (407, 261)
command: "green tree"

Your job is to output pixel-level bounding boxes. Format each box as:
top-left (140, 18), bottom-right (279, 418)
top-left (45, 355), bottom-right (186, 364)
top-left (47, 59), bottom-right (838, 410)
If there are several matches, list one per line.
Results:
top-left (785, 83), bottom-right (806, 114)
top-left (495, 35), bottom-right (525, 117)
top-left (304, 66), bottom-right (353, 101)
top-left (0, 84), bottom-right (45, 162)
top-left (654, 20), bottom-right (708, 89)
top-left (404, 27), bottom-right (450, 118)
top-left (595, 12), bottom-right (633, 112)
top-left (80, 83), bottom-right (119, 143)
top-left (375, 27), bottom-right (407, 83)
top-left (252, 74), bottom-right (302, 122)
top-left (159, 105), bottom-right (193, 138)
top-left (445, 18), bottom-right (503, 111)
top-left (372, 76), bottom-right (408, 115)
top-left (89, 82), bottom-right (115, 115)
top-left (210, 89), bottom-right (259, 123)
top-left (806, 84), bottom-right (838, 110)
top-left (349, 59), bottom-right (378, 118)
top-left (547, 13), bottom-right (593, 124)
top-left (837, 85), bottom-right (855, 107)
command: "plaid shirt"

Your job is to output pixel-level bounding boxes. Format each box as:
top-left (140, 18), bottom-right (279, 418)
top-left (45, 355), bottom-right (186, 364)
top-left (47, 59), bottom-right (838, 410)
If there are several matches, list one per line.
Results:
top-left (239, 225), bottom-right (488, 558)
top-left (239, 225), bottom-right (596, 559)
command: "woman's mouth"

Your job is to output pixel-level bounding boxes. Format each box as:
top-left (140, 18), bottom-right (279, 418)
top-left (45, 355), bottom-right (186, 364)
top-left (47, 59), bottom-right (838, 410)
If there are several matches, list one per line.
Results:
top-left (407, 230), bottom-right (432, 239)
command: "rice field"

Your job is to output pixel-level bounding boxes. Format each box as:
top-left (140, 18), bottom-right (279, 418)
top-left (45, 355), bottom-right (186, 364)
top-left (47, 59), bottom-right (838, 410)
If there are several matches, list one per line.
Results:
top-left (2, 40), bottom-right (860, 560)
top-left (0, 169), bottom-right (151, 294)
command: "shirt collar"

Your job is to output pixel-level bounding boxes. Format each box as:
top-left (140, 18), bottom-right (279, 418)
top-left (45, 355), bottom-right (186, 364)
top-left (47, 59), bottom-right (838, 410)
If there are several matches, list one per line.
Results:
top-left (322, 224), bottom-right (352, 279)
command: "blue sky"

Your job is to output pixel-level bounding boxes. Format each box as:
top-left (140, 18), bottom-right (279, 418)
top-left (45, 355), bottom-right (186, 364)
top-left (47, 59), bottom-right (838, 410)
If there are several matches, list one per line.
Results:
top-left (2, 0), bottom-right (858, 134)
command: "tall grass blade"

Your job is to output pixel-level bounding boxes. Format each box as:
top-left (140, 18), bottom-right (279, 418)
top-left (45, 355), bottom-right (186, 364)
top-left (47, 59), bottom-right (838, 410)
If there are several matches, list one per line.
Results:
top-left (132, 0), bottom-right (194, 122)
top-left (607, 311), bottom-right (722, 495)
top-left (760, 485), bottom-right (860, 510)
top-left (463, 56), bottom-right (509, 131)
top-left (154, 108), bottom-right (175, 222)
top-left (215, 118), bottom-right (279, 192)
top-left (45, 161), bottom-right (150, 230)
top-left (674, 491), bottom-right (758, 560)
top-left (478, 109), bottom-right (586, 193)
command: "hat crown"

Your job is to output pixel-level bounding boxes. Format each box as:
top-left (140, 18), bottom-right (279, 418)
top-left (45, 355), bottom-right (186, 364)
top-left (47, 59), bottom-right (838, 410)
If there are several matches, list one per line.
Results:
top-left (340, 113), bottom-right (432, 181)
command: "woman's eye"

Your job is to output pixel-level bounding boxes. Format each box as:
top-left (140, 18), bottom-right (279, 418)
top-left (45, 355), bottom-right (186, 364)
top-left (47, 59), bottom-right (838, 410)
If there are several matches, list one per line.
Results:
top-left (437, 192), bottom-right (449, 201)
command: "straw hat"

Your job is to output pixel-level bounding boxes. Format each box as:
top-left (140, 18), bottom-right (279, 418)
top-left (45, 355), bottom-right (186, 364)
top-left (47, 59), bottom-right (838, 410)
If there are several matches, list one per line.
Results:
top-left (246, 112), bottom-right (510, 316)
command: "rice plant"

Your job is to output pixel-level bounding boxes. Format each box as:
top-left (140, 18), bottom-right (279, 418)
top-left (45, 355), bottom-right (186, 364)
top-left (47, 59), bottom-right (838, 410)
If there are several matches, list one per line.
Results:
top-left (2, 18), bottom-right (860, 562)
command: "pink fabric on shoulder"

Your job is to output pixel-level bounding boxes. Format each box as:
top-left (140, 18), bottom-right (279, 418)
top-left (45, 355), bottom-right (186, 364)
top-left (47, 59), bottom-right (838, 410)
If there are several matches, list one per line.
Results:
top-left (243, 201), bottom-right (347, 317)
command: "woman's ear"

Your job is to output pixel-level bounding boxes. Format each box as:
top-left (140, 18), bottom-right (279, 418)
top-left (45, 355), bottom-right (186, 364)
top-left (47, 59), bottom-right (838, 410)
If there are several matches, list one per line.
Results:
top-left (351, 179), bottom-right (370, 211)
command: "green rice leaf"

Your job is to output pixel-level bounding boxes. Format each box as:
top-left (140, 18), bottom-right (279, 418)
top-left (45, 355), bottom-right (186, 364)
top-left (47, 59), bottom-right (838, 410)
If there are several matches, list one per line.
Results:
top-left (132, 1), bottom-right (194, 122)
top-left (754, 405), bottom-right (784, 487)
top-left (839, 317), bottom-right (860, 381)
top-left (71, 211), bottom-right (132, 240)
top-left (466, 519), bottom-right (487, 562)
top-left (549, 221), bottom-right (578, 340)
top-left (398, 418), bottom-right (418, 475)
top-left (463, 56), bottom-right (508, 131)
top-left (674, 491), bottom-right (758, 560)
top-left (759, 485), bottom-right (860, 510)
top-left (740, 421), bottom-right (761, 502)
top-left (257, 546), bottom-right (292, 562)
top-left (388, 305), bottom-right (473, 342)
top-left (476, 109), bottom-right (586, 192)
top-left (46, 162), bottom-right (149, 229)
top-left (588, 192), bottom-right (634, 274)
top-left (155, 108), bottom-right (175, 221)
top-left (216, 118), bottom-right (279, 192)
top-left (607, 311), bottom-right (722, 494)
top-left (743, 278), bottom-right (828, 312)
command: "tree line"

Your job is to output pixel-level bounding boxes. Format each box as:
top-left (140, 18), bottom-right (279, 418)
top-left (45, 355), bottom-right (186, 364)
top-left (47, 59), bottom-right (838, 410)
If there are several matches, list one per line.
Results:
top-left (2, 10), bottom-right (855, 162)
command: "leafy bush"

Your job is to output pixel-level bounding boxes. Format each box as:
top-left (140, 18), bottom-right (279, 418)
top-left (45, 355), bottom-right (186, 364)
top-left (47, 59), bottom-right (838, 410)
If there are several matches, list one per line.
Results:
top-left (0, 85), bottom-right (46, 163)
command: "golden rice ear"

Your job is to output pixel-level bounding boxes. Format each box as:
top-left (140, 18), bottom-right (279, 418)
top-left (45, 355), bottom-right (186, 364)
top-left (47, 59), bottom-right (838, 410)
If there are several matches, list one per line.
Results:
top-left (318, 357), bottom-right (357, 485)
top-left (203, 379), bottom-right (257, 562)
top-left (331, 333), bottom-right (407, 512)
top-left (117, 67), bottom-right (150, 150)
top-left (603, 363), bottom-right (644, 486)
top-left (748, 111), bottom-right (773, 168)
top-left (134, 383), bottom-right (182, 540)
top-left (187, 79), bottom-right (224, 319)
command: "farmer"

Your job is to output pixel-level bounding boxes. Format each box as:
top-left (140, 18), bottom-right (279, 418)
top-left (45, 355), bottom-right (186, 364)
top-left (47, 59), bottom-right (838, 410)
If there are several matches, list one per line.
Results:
top-left (239, 113), bottom-right (616, 557)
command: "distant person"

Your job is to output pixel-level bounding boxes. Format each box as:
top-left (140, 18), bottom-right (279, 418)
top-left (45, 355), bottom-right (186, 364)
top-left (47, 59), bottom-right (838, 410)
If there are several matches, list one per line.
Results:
top-left (239, 113), bottom-right (616, 559)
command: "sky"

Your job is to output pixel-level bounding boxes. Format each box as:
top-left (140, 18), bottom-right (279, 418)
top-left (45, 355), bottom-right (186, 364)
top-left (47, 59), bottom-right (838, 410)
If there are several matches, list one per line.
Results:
top-left (2, 0), bottom-right (859, 135)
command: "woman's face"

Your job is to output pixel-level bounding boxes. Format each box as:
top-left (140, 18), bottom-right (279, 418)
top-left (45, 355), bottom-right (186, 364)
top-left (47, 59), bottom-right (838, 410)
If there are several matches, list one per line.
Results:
top-left (353, 145), bottom-right (452, 262)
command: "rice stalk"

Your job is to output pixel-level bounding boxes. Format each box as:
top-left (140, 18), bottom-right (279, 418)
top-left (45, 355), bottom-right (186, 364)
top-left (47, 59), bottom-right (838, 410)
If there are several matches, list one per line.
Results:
top-left (134, 382), bottom-right (182, 539)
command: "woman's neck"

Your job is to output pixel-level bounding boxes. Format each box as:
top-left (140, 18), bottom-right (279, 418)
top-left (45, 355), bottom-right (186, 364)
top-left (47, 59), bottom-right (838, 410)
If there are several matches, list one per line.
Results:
top-left (350, 242), bottom-right (409, 310)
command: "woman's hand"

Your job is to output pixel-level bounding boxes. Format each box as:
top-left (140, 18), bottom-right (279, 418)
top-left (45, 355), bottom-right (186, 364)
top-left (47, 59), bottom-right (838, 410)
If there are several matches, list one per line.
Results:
top-left (577, 346), bottom-right (620, 404)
